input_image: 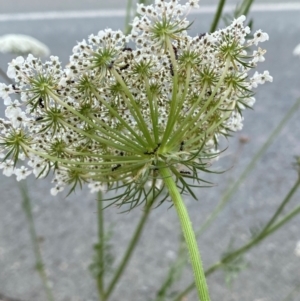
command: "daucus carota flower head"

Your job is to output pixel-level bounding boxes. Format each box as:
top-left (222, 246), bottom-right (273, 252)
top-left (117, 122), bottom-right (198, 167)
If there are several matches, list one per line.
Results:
top-left (0, 0), bottom-right (272, 207)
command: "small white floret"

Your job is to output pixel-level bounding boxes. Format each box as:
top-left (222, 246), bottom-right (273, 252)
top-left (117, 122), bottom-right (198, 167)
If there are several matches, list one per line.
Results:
top-left (51, 184), bottom-right (65, 196)
top-left (88, 182), bottom-right (106, 193)
top-left (252, 30), bottom-right (269, 46)
top-left (188, 0), bottom-right (200, 9)
top-left (7, 56), bottom-right (25, 79)
top-left (14, 166), bottom-right (32, 181)
top-left (0, 159), bottom-right (14, 177)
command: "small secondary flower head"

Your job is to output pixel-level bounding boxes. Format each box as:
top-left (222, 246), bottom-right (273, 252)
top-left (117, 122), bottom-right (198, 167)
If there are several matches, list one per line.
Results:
top-left (0, 34), bottom-right (50, 57)
top-left (295, 241), bottom-right (300, 257)
top-left (293, 43), bottom-right (300, 57)
top-left (0, 0), bottom-right (272, 207)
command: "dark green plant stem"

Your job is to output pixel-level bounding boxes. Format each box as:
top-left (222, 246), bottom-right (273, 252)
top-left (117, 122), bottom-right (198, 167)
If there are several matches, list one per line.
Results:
top-left (104, 197), bottom-right (154, 300)
top-left (240, 0), bottom-right (255, 16)
top-left (19, 182), bottom-right (55, 301)
top-left (219, 179), bottom-right (300, 264)
top-left (260, 202), bottom-right (300, 242)
top-left (124, 0), bottom-right (133, 35)
top-left (96, 192), bottom-right (105, 301)
top-left (257, 175), bottom-right (300, 236)
top-left (210, 0), bottom-right (227, 32)
top-left (206, 184), bottom-right (300, 275)
top-left (173, 177), bottom-right (300, 301)
top-left (198, 97), bottom-right (300, 236)
top-left (160, 165), bottom-right (211, 301)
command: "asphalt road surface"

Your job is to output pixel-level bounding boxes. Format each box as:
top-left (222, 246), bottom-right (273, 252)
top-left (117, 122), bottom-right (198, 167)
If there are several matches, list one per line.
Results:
top-left (0, 1), bottom-right (300, 301)
top-left (0, 0), bottom-right (299, 13)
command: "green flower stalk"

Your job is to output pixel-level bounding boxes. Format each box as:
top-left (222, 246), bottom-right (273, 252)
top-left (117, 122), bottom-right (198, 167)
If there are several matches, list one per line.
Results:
top-left (0, 0), bottom-right (272, 300)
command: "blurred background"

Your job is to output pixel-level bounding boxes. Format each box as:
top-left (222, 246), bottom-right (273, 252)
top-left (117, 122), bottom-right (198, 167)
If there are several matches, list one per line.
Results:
top-left (0, 1), bottom-right (300, 301)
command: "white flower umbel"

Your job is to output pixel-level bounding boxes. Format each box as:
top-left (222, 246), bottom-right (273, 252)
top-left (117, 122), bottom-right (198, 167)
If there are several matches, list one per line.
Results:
top-left (0, 2), bottom-right (272, 202)
top-left (0, 2), bottom-right (272, 300)
top-left (0, 34), bottom-right (50, 57)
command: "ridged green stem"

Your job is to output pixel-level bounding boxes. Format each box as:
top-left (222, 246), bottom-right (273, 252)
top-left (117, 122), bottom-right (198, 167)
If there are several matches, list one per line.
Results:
top-left (159, 164), bottom-right (210, 301)
top-left (173, 177), bottom-right (300, 301)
